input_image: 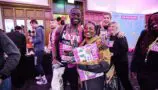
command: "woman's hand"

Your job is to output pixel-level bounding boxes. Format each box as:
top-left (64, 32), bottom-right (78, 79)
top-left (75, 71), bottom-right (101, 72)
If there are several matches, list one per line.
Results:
top-left (117, 31), bottom-right (125, 38)
top-left (131, 72), bottom-right (137, 79)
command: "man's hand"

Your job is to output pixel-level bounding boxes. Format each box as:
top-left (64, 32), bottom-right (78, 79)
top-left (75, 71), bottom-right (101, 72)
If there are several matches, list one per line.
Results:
top-left (0, 79), bottom-right (3, 85)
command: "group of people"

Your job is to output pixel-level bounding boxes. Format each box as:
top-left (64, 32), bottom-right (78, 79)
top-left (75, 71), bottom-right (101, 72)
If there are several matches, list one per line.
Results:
top-left (0, 7), bottom-right (158, 90)
top-left (51, 8), bottom-right (158, 90)
top-left (51, 8), bottom-right (133, 90)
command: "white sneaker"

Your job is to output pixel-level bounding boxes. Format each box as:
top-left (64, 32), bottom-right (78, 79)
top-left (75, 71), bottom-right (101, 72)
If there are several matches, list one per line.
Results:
top-left (36, 75), bottom-right (48, 85)
top-left (35, 75), bottom-right (41, 80)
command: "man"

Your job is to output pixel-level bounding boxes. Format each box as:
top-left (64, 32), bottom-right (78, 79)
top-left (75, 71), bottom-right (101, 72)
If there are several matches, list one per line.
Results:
top-left (0, 29), bottom-right (20, 90)
top-left (57, 17), bottom-right (62, 26)
top-left (52, 8), bottom-right (83, 90)
top-left (108, 22), bottom-right (133, 90)
top-left (48, 19), bottom-right (58, 52)
top-left (7, 26), bottom-right (26, 88)
top-left (99, 13), bottom-right (124, 40)
top-left (99, 13), bottom-right (112, 37)
top-left (30, 19), bottom-right (47, 85)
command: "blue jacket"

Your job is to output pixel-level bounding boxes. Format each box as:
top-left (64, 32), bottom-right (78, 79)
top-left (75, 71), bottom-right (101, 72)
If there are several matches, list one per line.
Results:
top-left (33, 26), bottom-right (45, 52)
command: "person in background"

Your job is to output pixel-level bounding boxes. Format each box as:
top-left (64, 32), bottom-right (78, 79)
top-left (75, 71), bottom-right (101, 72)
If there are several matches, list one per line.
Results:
top-left (7, 26), bottom-right (26, 88)
top-left (77, 21), bottom-right (111, 90)
top-left (99, 13), bottom-right (112, 37)
top-left (26, 30), bottom-right (34, 53)
top-left (0, 29), bottom-right (20, 90)
top-left (131, 12), bottom-right (158, 90)
top-left (61, 20), bottom-right (65, 25)
top-left (30, 19), bottom-right (47, 85)
top-left (48, 19), bottom-right (58, 52)
top-left (99, 13), bottom-right (125, 45)
top-left (52, 8), bottom-right (83, 90)
top-left (107, 22), bottom-right (133, 90)
top-left (57, 17), bottom-right (62, 26)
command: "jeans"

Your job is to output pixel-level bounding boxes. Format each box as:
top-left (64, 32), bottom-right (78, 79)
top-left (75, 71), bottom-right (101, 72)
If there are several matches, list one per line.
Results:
top-left (0, 77), bottom-right (11, 90)
top-left (35, 50), bottom-right (45, 76)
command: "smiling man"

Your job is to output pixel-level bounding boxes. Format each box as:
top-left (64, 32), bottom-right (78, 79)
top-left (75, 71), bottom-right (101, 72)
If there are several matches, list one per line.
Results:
top-left (52, 8), bottom-right (83, 90)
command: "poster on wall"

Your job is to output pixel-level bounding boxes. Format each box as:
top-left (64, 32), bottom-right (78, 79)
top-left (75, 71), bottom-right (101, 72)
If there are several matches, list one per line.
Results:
top-left (112, 12), bottom-right (145, 49)
top-left (53, 14), bottom-right (70, 24)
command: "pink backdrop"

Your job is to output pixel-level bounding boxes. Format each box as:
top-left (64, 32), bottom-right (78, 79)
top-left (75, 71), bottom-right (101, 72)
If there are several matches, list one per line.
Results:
top-left (87, 0), bottom-right (158, 14)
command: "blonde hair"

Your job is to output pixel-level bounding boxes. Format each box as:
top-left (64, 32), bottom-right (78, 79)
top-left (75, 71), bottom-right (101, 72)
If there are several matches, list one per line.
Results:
top-left (108, 21), bottom-right (120, 31)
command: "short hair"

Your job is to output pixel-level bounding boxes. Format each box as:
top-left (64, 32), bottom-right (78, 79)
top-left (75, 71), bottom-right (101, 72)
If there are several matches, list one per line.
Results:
top-left (30, 19), bottom-right (38, 24)
top-left (70, 8), bottom-right (81, 14)
top-left (108, 21), bottom-right (120, 30)
top-left (103, 13), bottom-right (112, 19)
top-left (15, 26), bottom-right (22, 31)
top-left (57, 17), bottom-right (61, 22)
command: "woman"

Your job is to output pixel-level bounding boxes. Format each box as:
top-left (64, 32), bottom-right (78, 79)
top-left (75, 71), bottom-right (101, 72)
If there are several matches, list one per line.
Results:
top-left (131, 12), bottom-right (158, 90)
top-left (107, 22), bottom-right (133, 90)
top-left (76, 21), bottom-right (111, 90)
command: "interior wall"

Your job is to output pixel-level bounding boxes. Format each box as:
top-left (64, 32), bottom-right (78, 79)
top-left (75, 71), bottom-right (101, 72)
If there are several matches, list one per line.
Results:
top-left (0, 6), bottom-right (3, 29)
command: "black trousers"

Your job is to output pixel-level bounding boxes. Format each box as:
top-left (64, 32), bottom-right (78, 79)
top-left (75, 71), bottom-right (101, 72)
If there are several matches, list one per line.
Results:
top-left (11, 56), bottom-right (26, 88)
top-left (63, 67), bottom-right (79, 90)
top-left (137, 72), bottom-right (158, 90)
top-left (114, 61), bottom-right (133, 90)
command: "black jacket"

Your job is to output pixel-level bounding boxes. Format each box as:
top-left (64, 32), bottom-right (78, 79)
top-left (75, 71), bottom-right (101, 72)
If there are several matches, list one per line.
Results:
top-left (0, 31), bottom-right (20, 79)
top-left (7, 31), bottom-right (26, 55)
top-left (131, 30), bottom-right (158, 72)
top-left (109, 34), bottom-right (129, 64)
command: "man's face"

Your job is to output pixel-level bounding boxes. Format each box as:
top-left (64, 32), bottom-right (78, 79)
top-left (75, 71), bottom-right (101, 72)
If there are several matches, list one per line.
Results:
top-left (108, 23), bottom-right (118, 36)
top-left (70, 9), bottom-right (81, 25)
top-left (30, 23), bottom-right (37, 29)
top-left (50, 20), bottom-right (58, 30)
top-left (103, 15), bottom-right (111, 26)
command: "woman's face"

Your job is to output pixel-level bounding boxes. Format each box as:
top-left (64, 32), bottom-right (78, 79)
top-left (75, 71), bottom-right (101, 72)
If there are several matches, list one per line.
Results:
top-left (108, 23), bottom-right (118, 35)
top-left (84, 23), bottom-right (95, 39)
top-left (152, 15), bottom-right (158, 32)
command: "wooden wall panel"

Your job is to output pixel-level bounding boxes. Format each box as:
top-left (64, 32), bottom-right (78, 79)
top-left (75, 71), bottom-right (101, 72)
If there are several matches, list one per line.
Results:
top-left (45, 11), bottom-right (52, 20)
top-left (26, 10), bottom-right (35, 19)
top-left (15, 9), bottom-right (25, 18)
top-left (2, 6), bottom-right (52, 45)
top-left (36, 10), bottom-right (44, 19)
top-left (3, 8), bottom-right (13, 18)
top-left (45, 20), bottom-right (51, 45)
